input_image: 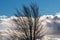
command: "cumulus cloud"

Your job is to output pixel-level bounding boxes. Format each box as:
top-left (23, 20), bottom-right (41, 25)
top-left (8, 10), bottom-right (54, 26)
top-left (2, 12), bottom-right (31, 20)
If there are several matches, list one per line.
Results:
top-left (39, 14), bottom-right (60, 35)
top-left (55, 12), bottom-right (60, 17)
top-left (0, 15), bottom-right (60, 35)
top-left (0, 16), bottom-right (18, 30)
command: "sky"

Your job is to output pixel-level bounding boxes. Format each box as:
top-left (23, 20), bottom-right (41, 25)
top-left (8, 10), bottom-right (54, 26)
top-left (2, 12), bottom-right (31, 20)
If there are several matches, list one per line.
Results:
top-left (0, 0), bottom-right (60, 17)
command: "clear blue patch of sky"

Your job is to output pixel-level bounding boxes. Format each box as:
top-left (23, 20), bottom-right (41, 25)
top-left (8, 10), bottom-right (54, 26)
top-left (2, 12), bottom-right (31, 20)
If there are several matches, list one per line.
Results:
top-left (0, 0), bottom-right (60, 17)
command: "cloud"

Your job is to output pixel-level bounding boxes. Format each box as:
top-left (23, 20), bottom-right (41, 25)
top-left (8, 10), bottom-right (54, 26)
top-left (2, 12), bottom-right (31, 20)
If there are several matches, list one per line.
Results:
top-left (55, 12), bottom-right (60, 17)
top-left (56, 12), bottom-right (60, 15)
top-left (0, 15), bottom-right (60, 35)
top-left (39, 14), bottom-right (60, 35)
top-left (44, 15), bottom-right (60, 35)
top-left (0, 16), bottom-right (18, 30)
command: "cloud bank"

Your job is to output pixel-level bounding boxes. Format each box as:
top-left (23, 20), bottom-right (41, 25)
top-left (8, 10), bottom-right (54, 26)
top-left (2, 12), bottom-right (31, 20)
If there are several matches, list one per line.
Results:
top-left (0, 14), bottom-right (60, 35)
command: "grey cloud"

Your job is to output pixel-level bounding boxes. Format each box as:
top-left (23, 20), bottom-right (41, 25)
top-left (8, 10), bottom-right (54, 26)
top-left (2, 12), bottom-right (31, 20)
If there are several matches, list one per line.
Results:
top-left (45, 15), bottom-right (60, 35)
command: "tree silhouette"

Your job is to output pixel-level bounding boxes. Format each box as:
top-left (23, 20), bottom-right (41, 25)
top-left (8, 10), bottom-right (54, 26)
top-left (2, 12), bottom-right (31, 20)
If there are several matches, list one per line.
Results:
top-left (6, 4), bottom-right (47, 40)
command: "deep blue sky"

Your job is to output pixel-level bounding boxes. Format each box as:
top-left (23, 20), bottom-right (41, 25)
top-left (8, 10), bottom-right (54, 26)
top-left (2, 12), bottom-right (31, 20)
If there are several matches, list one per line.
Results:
top-left (0, 0), bottom-right (60, 17)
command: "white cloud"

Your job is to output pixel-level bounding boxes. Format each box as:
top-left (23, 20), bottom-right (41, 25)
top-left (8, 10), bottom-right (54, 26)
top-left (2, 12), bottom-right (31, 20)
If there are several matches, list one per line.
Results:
top-left (55, 12), bottom-right (60, 18)
top-left (56, 12), bottom-right (60, 15)
top-left (0, 16), bottom-right (18, 30)
top-left (1, 14), bottom-right (60, 35)
top-left (40, 14), bottom-right (60, 35)
top-left (0, 15), bottom-right (7, 20)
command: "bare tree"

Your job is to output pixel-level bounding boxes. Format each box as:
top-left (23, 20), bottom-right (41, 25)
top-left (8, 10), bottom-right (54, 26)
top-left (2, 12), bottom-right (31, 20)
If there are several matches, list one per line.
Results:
top-left (6, 4), bottom-right (47, 40)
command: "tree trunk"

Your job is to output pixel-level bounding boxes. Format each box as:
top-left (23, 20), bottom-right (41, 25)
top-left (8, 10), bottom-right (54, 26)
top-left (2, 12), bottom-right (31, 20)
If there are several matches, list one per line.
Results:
top-left (34, 18), bottom-right (36, 40)
top-left (30, 26), bottom-right (32, 40)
